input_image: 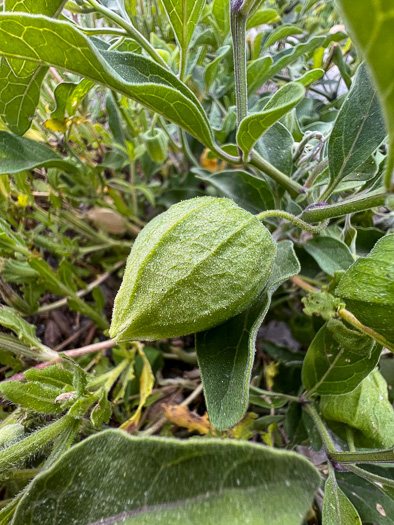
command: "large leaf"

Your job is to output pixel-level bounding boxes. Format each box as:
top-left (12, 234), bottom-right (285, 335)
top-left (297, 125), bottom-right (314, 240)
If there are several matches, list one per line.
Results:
top-left (196, 169), bottom-right (275, 213)
top-left (0, 130), bottom-right (79, 174)
top-left (320, 369), bottom-right (394, 448)
top-left (161, 0), bottom-right (205, 53)
top-left (237, 82), bottom-right (304, 161)
top-left (336, 0), bottom-right (394, 188)
top-left (338, 471), bottom-right (394, 525)
top-left (328, 62), bottom-right (386, 188)
top-left (322, 468), bottom-right (362, 525)
top-left (302, 319), bottom-right (381, 396)
top-left (0, 14), bottom-right (215, 149)
top-left (0, 0), bottom-right (66, 135)
top-left (13, 429), bottom-right (320, 525)
top-left (196, 241), bottom-right (300, 430)
top-left (336, 234), bottom-right (394, 344)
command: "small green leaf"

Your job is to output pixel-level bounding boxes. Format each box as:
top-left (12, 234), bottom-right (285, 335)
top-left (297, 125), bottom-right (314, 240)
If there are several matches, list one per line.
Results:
top-left (336, 0), bottom-right (394, 188)
top-left (237, 82), bottom-right (305, 160)
top-left (90, 389), bottom-right (112, 429)
top-left (255, 122), bottom-right (294, 175)
top-left (0, 0), bottom-right (66, 135)
top-left (302, 290), bottom-right (340, 321)
top-left (0, 381), bottom-right (63, 414)
top-left (24, 366), bottom-right (74, 389)
top-left (264, 24), bottom-right (303, 49)
top-left (195, 169), bottom-right (275, 213)
top-left (0, 305), bottom-right (54, 358)
top-left (161, 0), bottom-right (205, 54)
top-left (323, 468), bottom-right (362, 525)
top-left (304, 236), bottom-right (355, 276)
top-left (328, 62), bottom-right (386, 188)
top-left (0, 131), bottom-right (79, 174)
top-left (246, 8), bottom-right (280, 29)
top-left (247, 56), bottom-right (273, 96)
top-left (336, 234), bottom-right (394, 344)
top-left (196, 241), bottom-right (300, 429)
top-left (302, 319), bottom-right (381, 396)
top-left (13, 429), bottom-right (320, 525)
top-left (321, 369), bottom-right (394, 448)
top-left (0, 14), bottom-right (215, 149)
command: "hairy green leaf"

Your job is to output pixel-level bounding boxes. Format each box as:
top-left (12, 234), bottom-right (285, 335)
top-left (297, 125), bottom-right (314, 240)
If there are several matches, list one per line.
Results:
top-left (336, 234), bottom-right (394, 344)
top-left (0, 0), bottom-right (66, 134)
top-left (237, 82), bottom-right (305, 160)
top-left (328, 62), bottom-right (386, 188)
top-left (302, 319), bottom-right (381, 396)
top-left (13, 429), bottom-right (320, 524)
top-left (304, 236), bottom-right (354, 276)
top-left (321, 369), bottom-right (394, 448)
top-left (0, 14), bottom-right (215, 148)
top-left (336, 0), bottom-right (394, 188)
top-left (264, 24), bottom-right (303, 49)
top-left (196, 241), bottom-right (300, 429)
top-left (0, 130), bottom-right (79, 174)
top-left (161, 0), bottom-right (205, 53)
top-left (323, 468), bottom-right (362, 525)
top-left (0, 381), bottom-right (63, 414)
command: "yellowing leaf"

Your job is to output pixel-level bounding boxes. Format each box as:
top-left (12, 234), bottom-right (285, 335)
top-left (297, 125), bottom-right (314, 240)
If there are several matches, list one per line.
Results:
top-left (44, 118), bottom-right (71, 132)
top-left (164, 404), bottom-right (212, 434)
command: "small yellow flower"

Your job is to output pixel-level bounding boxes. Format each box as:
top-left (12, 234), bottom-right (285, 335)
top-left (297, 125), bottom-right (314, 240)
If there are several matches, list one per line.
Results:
top-left (17, 194), bottom-right (29, 207)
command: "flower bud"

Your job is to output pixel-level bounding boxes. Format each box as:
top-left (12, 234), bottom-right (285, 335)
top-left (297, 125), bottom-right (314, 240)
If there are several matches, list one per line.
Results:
top-left (142, 128), bottom-right (168, 164)
top-left (110, 197), bottom-right (276, 341)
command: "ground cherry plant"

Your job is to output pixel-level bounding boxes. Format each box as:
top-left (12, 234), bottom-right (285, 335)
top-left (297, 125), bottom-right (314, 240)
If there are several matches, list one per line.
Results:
top-left (0, 0), bottom-right (393, 523)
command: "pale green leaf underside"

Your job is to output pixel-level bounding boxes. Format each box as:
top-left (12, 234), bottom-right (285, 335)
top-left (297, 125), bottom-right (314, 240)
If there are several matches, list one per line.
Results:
top-left (0, 0), bottom-right (66, 135)
top-left (0, 14), bottom-right (215, 148)
top-left (0, 130), bottom-right (78, 174)
top-left (196, 241), bottom-right (300, 430)
top-left (161, 0), bottom-right (205, 51)
top-left (13, 430), bottom-right (320, 525)
top-left (237, 82), bottom-right (305, 160)
top-left (337, 0), bottom-right (394, 188)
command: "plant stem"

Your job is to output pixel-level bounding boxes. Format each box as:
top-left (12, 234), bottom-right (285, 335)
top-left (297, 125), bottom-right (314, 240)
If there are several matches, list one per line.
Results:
top-left (338, 308), bottom-right (394, 353)
top-left (346, 464), bottom-right (394, 489)
top-left (250, 151), bottom-right (304, 197)
top-left (256, 209), bottom-right (329, 233)
top-left (328, 448), bottom-right (394, 464)
top-left (304, 403), bottom-right (337, 453)
top-left (300, 191), bottom-right (389, 222)
top-left (86, 0), bottom-right (169, 69)
top-left (37, 261), bottom-right (124, 314)
top-left (231, 6), bottom-right (248, 126)
top-left (249, 386), bottom-right (302, 404)
top-left (0, 415), bottom-right (73, 475)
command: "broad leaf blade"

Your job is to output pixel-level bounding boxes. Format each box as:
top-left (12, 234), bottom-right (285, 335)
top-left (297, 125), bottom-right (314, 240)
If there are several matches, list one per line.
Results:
top-left (0, 130), bottom-right (79, 174)
top-left (336, 234), bottom-right (394, 344)
top-left (304, 236), bottom-right (354, 276)
top-left (196, 241), bottom-right (300, 430)
top-left (328, 62), bottom-right (386, 187)
top-left (0, 0), bottom-right (66, 135)
top-left (302, 319), bottom-right (381, 396)
top-left (0, 14), bottom-right (215, 149)
top-left (323, 469), bottom-right (362, 525)
top-left (237, 82), bottom-right (304, 160)
top-left (336, 0), bottom-right (394, 188)
top-left (13, 429), bottom-right (320, 525)
top-left (162, 0), bottom-right (205, 51)
top-left (321, 370), bottom-right (394, 448)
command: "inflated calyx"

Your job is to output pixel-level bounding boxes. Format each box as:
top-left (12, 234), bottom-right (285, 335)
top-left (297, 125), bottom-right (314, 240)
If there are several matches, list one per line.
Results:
top-left (110, 197), bottom-right (276, 341)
